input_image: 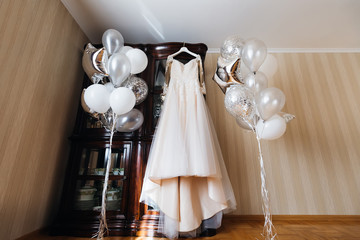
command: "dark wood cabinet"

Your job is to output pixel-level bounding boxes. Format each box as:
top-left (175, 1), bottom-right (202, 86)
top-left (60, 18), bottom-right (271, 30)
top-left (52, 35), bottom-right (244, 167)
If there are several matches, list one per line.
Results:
top-left (51, 42), bottom-right (208, 237)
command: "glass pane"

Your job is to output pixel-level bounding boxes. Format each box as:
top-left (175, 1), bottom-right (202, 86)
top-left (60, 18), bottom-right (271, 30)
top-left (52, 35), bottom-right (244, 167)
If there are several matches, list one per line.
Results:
top-left (74, 179), bottom-right (123, 211)
top-left (109, 149), bottom-right (125, 175)
top-left (154, 59), bottom-right (166, 91)
top-left (85, 115), bottom-right (103, 129)
top-left (79, 148), bottom-right (126, 176)
top-left (152, 94), bottom-right (163, 129)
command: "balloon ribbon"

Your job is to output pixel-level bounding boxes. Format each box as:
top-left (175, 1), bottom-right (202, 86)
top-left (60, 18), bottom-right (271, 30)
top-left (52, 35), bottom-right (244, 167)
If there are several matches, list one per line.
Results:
top-left (256, 134), bottom-right (277, 240)
top-left (94, 112), bottom-right (117, 239)
top-left (244, 118), bottom-right (277, 240)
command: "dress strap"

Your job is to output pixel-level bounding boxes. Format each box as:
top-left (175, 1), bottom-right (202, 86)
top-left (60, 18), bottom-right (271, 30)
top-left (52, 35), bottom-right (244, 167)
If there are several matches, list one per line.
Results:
top-left (197, 57), bottom-right (206, 95)
top-left (162, 59), bottom-right (173, 101)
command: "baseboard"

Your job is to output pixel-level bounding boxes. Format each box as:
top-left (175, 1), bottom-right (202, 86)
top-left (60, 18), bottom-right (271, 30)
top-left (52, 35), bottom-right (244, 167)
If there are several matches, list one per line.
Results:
top-left (224, 214), bottom-right (360, 222)
top-left (15, 227), bottom-right (48, 240)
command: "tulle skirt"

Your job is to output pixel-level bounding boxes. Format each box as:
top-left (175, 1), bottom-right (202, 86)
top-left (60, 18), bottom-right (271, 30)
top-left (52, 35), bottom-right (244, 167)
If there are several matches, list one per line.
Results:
top-left (140, 60), bottom-right (236, 238)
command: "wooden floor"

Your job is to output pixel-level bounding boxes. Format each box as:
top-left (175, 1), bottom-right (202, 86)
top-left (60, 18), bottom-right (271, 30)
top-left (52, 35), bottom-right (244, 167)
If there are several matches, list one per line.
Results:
top-left (19, 216), bottom-right (360, 240)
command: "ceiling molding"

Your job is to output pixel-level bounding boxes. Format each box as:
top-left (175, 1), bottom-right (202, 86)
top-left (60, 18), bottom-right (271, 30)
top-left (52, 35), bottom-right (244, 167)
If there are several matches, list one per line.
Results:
top-left (268, 48), bottom-right (360, 53)
top-left (207, 48), bottom-right (360, 54)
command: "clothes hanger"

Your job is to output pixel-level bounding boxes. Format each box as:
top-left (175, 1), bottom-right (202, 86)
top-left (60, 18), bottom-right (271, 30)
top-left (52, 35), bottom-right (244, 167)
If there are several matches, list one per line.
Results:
top-left (163, 43), bottom-right (206, 97)
top-left (167, 43), bottom-right (200, 59)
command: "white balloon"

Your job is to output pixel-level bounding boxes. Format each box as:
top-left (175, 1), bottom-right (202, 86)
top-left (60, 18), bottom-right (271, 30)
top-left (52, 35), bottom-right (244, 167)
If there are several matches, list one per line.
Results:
top-left (84, 84), bottom-right (110, 113)
top-left (104, 82), bottom-right (115, 93)
top-left (256, 114), bottom-right (286, 140)
top-left (259, 54), bottom-right (278, 78)
top-left (81, 89), bottom-right (94, 113)
top-left (118, 46), bottom-right (133, 55)
top-left (126, 49), bottom-right (148, 74)
top-left (109, 87), bottom-right (136, 115)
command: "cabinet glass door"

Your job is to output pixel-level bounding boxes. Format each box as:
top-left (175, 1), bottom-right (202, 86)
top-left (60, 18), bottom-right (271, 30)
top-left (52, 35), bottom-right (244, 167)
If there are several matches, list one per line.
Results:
top-left (73, 145), bottom-right (129, 213)
top-left (151, 59), bottom-right (167, 130)
top-left (74, 179), bottom-right (124, 211)
top-left (78, 148), bottom-right (125, 176)
top-left (85, 116), bottom-right (103, 129)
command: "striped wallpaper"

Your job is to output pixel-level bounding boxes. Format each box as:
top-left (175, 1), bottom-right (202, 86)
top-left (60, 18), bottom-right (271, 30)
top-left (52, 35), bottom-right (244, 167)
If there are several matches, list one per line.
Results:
top-left (204, 53), bottom-right (360, 215)
top-left (0, 0), bottom-right (87, 239)
top-left (0, 1), bottom-right (359, 238)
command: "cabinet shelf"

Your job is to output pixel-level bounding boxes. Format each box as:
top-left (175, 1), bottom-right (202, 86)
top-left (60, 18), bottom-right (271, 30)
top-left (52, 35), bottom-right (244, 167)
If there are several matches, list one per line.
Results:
top-left (77, 175), bottom-right (127, 180)
top-left (72, 210), bottom-right (126, 215)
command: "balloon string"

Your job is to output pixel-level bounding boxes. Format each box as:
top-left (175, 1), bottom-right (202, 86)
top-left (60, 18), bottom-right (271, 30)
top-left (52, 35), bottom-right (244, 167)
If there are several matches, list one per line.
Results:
top-left (256, 134), bottom-right (277, 240)
top-left (94, 112), bottom-right (117, 240)
top-left (243, 117), bottom-right (277, 240)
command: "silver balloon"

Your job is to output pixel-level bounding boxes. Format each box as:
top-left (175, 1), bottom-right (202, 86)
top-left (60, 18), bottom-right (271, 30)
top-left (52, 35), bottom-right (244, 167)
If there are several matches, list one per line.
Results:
top-left (107, 53), bottom-right (131, 87)
top-left (81, 89), bottom-right (94, 114)
top-left (116, 109), bottom-right (144, 132)
top-left (213, 71), bottom-right (232, 94)
top-left (102, 29), bottom-right (124, 56)
top-left (242, 38), bottom-right (267, 72)
top-left (256, 87), bottom-right (286, 120)
top-left (99, 109), bottom-right (115, 131)
top-left (244, 71), bottom-right (268, 95)
top-left (213, 57), bottom-right (243, 93)
top-left (121, 75), bottom-right (148, 105)
top-left (278, 112), bottom-right (295, 123)
top-left (216, 65), bottom-right (228, 82)
top-left (220, 35), bottom-right (244, 62)
top-left (236, 116), bottom-right (254, 131)
top-left (224, 84), bottom-right (256, 121)
top-left (82, 43), bottom-right (108, 83)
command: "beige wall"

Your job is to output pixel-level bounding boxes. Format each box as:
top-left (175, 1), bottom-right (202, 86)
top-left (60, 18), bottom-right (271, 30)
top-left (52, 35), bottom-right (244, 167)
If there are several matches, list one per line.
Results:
top-left (0, 0), bottom-right (359, 237)
top-left (0, 0), bottom-right (87, 239)
top-left (205, 52), bottom-right (360, 215)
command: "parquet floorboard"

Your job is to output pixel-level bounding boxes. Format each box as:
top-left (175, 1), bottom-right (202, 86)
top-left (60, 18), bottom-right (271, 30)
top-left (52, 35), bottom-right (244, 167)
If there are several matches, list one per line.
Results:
top-left (19, 217), bottom-right (360, 240)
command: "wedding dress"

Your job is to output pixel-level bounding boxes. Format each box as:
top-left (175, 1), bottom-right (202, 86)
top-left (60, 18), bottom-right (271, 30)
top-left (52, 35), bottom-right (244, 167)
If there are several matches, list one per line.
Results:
top-left (140, 55), bottom-right (236, 238)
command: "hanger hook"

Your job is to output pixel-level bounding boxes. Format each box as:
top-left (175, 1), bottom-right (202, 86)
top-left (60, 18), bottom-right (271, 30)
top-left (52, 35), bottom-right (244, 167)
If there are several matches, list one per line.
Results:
top-left (183, 42), bottom-right (185, 47)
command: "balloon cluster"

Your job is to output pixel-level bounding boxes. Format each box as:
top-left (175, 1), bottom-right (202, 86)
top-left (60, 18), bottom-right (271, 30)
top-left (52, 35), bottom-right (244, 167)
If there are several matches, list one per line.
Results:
top-left (214, 35), bottom-right (294, 140)
top-left (215, 36), bottom-right (295, 240)
top-left (81, 29), bottom-right (148, 132)
top-left (81, 29), bottom-right (149, 239)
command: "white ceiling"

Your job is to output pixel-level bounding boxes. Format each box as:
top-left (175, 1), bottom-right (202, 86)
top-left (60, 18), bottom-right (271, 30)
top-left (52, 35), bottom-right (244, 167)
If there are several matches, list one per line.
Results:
top-left (61, 0), bottom-right (360, 52)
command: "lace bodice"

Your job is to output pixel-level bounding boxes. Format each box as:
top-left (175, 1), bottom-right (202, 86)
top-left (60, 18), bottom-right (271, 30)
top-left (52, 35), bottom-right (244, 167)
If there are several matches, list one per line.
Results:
top-left (162, 56), bottom-right (206, 99)
top-left (170, 58), bottom-right (199, 84)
